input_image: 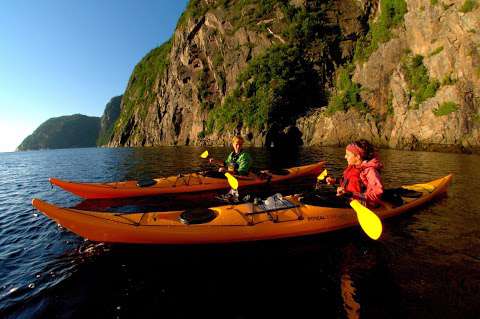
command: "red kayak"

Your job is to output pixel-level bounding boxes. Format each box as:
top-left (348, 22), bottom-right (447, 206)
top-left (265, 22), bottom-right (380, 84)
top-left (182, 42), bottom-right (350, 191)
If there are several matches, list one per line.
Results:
top-left (50, 161), bottom-right (325, 199)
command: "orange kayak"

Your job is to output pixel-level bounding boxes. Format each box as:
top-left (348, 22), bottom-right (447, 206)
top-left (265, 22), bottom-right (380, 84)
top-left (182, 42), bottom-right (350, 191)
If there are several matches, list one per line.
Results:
top-left (49, 162), bottom-right (325, 199)
top-left (33, 174), bottom-right (452, 244)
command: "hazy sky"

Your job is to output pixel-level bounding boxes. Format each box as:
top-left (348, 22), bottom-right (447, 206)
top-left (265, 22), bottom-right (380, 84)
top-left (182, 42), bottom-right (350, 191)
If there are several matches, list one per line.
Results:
top-left (0, 0), bottom-right (188, 152)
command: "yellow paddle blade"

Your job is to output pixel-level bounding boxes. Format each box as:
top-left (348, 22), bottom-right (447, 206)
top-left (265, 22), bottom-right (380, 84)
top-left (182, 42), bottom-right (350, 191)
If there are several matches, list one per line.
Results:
top-left (350, 200), bottom-right (382, 240)
top-left (317, 169), bottom-right (328, 181)
top-left (224, 172), bottom-right (239, 190)
top-left (200, 150), bottom-right (209, 159)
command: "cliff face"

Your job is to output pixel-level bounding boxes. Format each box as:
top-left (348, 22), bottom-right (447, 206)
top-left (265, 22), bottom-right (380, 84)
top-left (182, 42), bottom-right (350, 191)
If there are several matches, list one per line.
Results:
top-left (108, 0), bottom-right (480, 153)
top-left (17, 114), bottom-right (100, 151)
top-left (297, 0), bottom-right (480, 152)
top-left (97, 95), bottom-right (122, 146)
top-left (108, 0), bottom-right (371, 147)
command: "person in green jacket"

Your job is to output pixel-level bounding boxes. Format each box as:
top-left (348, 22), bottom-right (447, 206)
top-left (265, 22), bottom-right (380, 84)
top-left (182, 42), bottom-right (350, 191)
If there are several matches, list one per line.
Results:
top-left (209, 135), bottom-right (252, 176)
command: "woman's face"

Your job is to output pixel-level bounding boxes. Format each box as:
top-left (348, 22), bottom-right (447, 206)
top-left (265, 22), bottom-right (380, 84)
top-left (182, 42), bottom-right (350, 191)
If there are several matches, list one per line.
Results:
top-left (232, 140), bottom-right (243, 153)
top-left (345, 150), bottom-right (362, 166)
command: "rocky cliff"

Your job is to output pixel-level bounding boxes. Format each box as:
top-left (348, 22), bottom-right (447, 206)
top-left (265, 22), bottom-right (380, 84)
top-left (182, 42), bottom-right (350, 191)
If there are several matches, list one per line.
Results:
top-left (297, 0), bottom-right (480, 152)
top-left (97, 95), bottom-right (122, 145)
top-left (107, 0), bottom-right (370, 147)
top-left (108, 0), bottom-right (480, 153)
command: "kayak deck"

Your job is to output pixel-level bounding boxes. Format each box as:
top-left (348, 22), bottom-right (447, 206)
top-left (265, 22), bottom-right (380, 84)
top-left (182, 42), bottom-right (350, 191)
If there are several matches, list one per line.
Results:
top-left (50, 161), bottom-right (325, 199)
top-left (32, 175), bottom-right (453, 244)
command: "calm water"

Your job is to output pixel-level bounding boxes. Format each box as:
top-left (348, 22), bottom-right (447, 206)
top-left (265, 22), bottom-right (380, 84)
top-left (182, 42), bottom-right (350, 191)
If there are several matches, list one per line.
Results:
top-left (0, 146), bottom-right (479, 318)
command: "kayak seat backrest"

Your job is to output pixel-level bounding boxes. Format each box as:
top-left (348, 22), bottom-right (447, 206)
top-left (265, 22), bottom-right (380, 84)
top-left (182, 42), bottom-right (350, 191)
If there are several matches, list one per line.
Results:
top-left (179, 208), bottom-right (218, 225)
top-left (201, 171), bottom-right (227, 179)
top-left (382, 189), bottom-right (404, 207)
top-left (299, 191), bottom-right (350, 208)
top-left (397, 188), bottom-right (423, 198)
top-left (137, 179), bottom-right (157, 187)
top-left (382, 188), bottom-right (423, 207)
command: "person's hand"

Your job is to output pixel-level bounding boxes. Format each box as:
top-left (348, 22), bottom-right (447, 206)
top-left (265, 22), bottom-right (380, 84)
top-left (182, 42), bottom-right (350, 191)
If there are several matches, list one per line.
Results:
top-left (293, 193), bottom-right (304, 201)
top-left (218, 167), bottom-right (227, 173)
top-left (336, 186), bottom-right (345, 196)
top-left (326, 176), bottom-right (335, 185)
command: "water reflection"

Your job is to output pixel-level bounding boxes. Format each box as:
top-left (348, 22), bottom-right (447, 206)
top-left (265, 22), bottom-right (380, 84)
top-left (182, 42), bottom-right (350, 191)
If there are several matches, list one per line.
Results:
top-left (341, 273), bottom-right (360, 319)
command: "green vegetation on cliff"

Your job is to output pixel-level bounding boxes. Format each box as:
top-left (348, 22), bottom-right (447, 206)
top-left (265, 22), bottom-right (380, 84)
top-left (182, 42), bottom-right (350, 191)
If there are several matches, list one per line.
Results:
top-left (354, 0), bottom-right (407, 62)
top-left (17, 114), bottom-right (100, 151)
top-left (224, 0), bottom-right (325, 41)
top-left (178, 0), bottom-right (319, 36)
top-left (402, 54), bottom-right (440, 107)
top-left (115, 39), bottom-right (172, 132)
top-left (97, 95), bottom-right (122, 146)
top-left (206, 42), bottom-right (323, 132)
top-left (326, 65), bottom-right (367, 115)
top-left (433, 101), bottom-right (458, 116)
top-left (428, 46), bottom-right (444, 57)
top-left (203, 2), bottom-right (327, 132)
top-left (474, 113), bottom-right (480, 125)
top-left (177, 0), bottom-right (211, 27)
top-left (459, 0), bottom-right (477, 13)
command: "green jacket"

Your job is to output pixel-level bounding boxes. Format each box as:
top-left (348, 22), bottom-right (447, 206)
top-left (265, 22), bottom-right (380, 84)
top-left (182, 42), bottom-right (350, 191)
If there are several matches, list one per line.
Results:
top-left (225, 151), bottom-right (252, 176)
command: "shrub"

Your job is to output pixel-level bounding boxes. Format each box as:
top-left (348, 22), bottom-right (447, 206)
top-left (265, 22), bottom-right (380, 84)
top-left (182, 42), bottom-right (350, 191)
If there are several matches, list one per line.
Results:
top-left (402, 54), bottom-right (440, 107)
top-left (217, 71), bottom-right (226, 92)
top-left (213, 53), bottom-right (223, 67)
top-left (473, 113), bottom-right (480, 124)
top-left (177, 0), bottom-right (212, 28)
top-left (206, 44), bottom-right (320, 132)
top-left (219, 0), bottom-right (326, 45)
top-left (387, 94), bottom-right (394, 115)
top-left (197, 67), bottom-right (210, 108)
top-left (459, 0), bottom-right (478, 13)
top-left (428, 46), bottom-right (444, 57)
top-left (325, 67), bottom-right (368, 115)
top-left (441, 74), bottom-right (457, 86)
top-left (281, 6), bottom-right (325, 45)
top-left (354, 0), bottom-right (408, 62)
top-left (223, 0), bottom-right (289, 33)
top-left (432, 101), bottom-right (459, 116)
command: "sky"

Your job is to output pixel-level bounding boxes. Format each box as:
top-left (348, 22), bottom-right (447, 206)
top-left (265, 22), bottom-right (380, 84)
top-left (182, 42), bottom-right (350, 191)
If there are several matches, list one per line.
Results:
top-left (0, 0), bottom-right (189, 152)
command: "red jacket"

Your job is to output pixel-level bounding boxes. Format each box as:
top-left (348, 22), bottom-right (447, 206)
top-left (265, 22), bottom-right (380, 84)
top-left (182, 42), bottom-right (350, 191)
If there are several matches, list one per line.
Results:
top-left (340, 165), bottom-right (362, 193)
top-left (340, 158), bottom-right (384, 207)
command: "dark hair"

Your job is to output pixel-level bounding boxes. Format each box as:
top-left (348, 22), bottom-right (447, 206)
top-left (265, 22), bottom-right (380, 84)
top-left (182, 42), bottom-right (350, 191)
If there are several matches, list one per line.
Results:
top-left (354, 139), bottom-right (375, 161)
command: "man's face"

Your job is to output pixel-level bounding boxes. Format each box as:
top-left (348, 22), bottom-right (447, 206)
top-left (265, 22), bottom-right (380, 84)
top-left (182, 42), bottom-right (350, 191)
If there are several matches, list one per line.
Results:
top-left (233, 141), bottom-right (242, 153)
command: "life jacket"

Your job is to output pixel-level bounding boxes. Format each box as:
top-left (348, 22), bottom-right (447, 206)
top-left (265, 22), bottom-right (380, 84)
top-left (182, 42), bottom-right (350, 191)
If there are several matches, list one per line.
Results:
top-left (226, 151), bottom-right (243, 172)
top-left (342, 157), bottom-right (384, 207)
top-left (341, 165), bottom-right (362, 193)
top-left (225, 151), bottom-right (252, 176)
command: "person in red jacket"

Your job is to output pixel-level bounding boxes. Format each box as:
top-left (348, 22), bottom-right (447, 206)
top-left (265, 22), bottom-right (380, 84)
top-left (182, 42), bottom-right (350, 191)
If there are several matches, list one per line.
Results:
top-left (326, 140), bottom-right (384, 207)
